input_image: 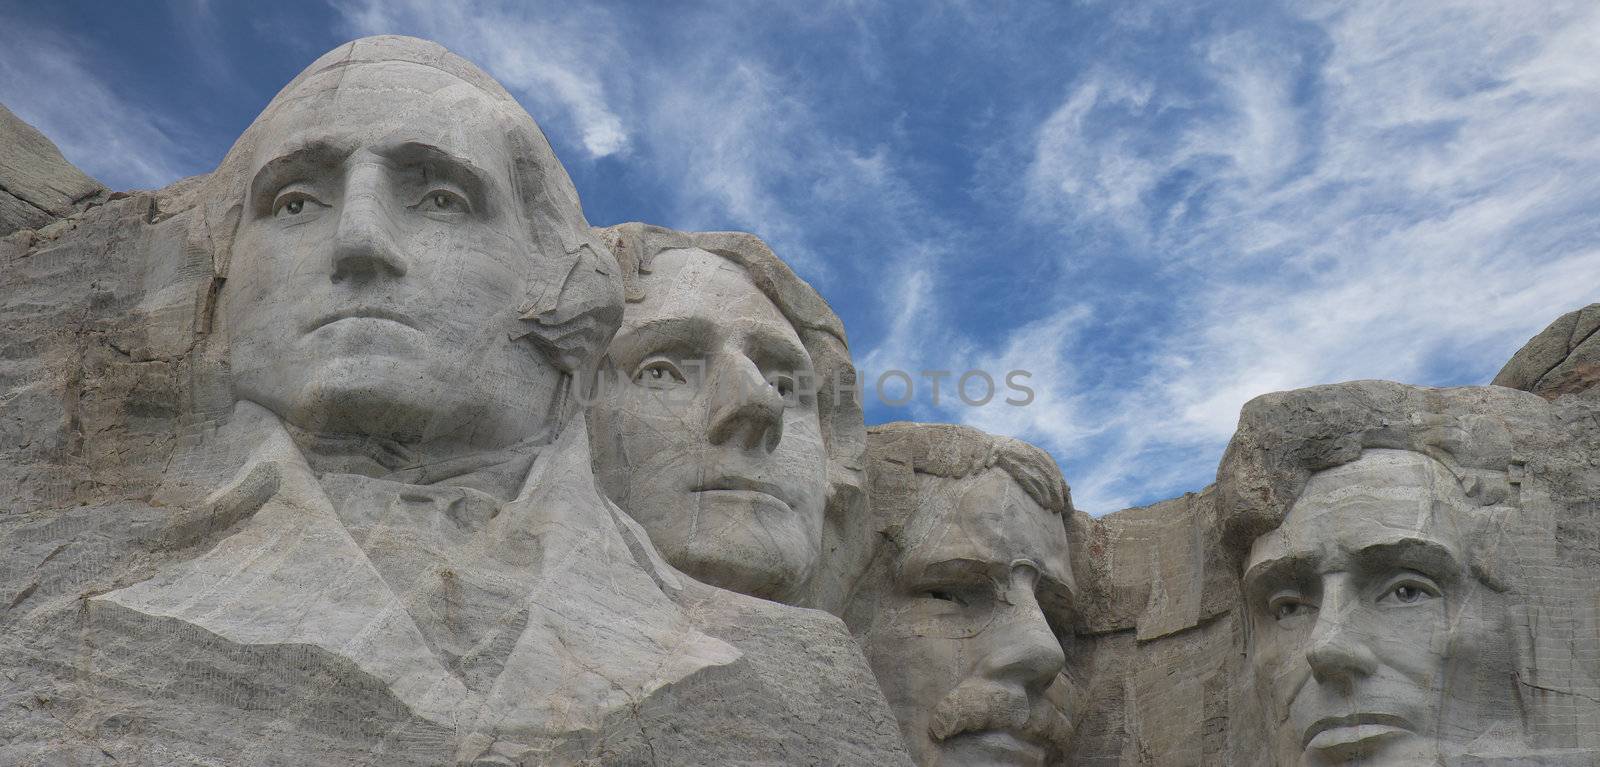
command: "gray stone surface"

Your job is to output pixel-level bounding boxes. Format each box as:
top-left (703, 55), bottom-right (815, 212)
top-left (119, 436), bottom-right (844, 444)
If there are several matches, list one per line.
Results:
top-left (0, 36), bottom-right (909, 767)
top-left (588, 223), bottom-right (866, 609)
top-left (845, 423), bottom-right (1086, 767)
top-left (1494, 303), bottom-right (1600, 399)
top-left (0, 103), bottom-right (106, 236)
top-left (4, 28), bottom-right (1599, 767)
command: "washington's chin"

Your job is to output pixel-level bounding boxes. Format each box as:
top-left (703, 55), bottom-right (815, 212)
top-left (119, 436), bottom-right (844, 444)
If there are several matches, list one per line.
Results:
top-left (937, 730), bottom-right (1050, 767)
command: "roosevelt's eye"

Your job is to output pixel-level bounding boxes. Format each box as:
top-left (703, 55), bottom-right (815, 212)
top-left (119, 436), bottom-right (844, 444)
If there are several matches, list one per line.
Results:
top-left (1267, 593), bottom-right (1315, 622)
top-left (768, 373), bottom-right (795, 402)
top-left (633, 357), bottom-right (686, 389)
top-left (272, 191), bottom-right (324, 218)
top-left (1377, 575), bottom-right (1441, 606)
top-left (923, 589), bottom-right (962, 605)
top-left (412, 188), bottom-right (470, 215)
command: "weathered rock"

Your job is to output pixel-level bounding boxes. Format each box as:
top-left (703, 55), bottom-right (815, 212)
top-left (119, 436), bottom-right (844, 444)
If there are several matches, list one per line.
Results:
top-left (1494, 302), bottom-right (1600, 399)
top-left (0, 103), bottom-right (106, 236)
top-left (0, 36), bottom-right (910, 767)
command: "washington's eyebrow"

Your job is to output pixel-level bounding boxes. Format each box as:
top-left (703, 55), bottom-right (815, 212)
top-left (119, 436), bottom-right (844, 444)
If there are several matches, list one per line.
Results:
top-left (372, 140), bottom-right (493, 213)
top-left (248, 139), bottom-right (352, 208)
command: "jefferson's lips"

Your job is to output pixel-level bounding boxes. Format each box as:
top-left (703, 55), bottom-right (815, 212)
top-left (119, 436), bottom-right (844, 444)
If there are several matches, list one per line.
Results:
top-left (1302, 713), bottom-right (1412, 751)
top-left (307, 307), bottom-right (418, 332)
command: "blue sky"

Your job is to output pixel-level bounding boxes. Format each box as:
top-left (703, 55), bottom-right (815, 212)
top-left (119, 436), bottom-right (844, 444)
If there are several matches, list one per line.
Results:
top-left (4, 1), bottom-right (1597, 514)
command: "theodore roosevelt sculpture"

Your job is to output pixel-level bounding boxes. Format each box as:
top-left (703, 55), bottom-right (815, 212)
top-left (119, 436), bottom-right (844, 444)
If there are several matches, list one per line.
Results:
top-left (588, 223), bottom-right (868, 607)
top-left (845, 422), bottom-right (1084, 766)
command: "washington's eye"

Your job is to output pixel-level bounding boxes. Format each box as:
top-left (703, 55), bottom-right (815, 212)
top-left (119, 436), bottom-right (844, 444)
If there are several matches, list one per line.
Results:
top-left (413, 188), bottom-right (470, 214)
top-left (632, 358), bottom-right (686, 389)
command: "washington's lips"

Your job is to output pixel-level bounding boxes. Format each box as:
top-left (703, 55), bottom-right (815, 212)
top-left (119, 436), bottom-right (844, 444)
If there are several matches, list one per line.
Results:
top-left (1302, 712), bottom-right (1412, 750)
top-left (692, 476), bottom-right (790, 508)
top-left (307, 307), bottom-right (418, 332)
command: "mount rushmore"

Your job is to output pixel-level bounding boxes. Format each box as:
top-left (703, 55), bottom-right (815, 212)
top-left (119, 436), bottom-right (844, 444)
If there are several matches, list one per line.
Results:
top-left (2, 36), bottom-right (1599, 766)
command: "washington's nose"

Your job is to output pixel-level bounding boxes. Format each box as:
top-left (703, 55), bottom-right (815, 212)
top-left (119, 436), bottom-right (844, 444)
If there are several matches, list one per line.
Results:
top-left (1305, 592), bottom-right (1379, 685)
top-left (706, 355), bottom-right (785, 452)
top-left (331, 174), bottom-right (406, 283)
top-left (980, 579), bottom-right (1066, 694)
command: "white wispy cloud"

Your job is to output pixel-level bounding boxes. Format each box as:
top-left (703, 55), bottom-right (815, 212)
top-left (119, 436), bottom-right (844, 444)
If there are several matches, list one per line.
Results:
top-left (339, 0), bottom-right (630, 158)
top-left (1002, 0), bottom-right (1600, 512)
top-left (0, 22), bottom-right (194, 191)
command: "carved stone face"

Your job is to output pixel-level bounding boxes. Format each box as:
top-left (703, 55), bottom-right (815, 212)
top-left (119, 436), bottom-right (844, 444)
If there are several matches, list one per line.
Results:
top-left (1243, 449), bottom-right (1503, 765)
top-left (587, 247), bottom-right (828, 602)
top-left (223, 61), bottom-right (563, 448)
top-left (853, 468), bottom-right (1075, 766)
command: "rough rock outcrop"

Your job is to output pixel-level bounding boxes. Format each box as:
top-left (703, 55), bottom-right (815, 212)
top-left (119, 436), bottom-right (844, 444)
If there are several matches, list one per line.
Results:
top-left (1494, 303), bottom-right (1600, 399)
top-left (0, 103), bottom-right (106, 236)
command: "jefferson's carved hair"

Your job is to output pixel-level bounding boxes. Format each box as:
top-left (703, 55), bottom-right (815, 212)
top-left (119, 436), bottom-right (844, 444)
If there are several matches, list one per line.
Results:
top-left (594, 222), bottom-right (868, 610)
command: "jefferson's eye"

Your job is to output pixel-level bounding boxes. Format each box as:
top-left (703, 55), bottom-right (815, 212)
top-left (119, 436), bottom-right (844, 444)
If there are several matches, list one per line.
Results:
top-left (922, 589), bottom-right (963, 605)
top-left (768, 374), bottom-right (795, 401)
top-left (633, 358), bottom-right (686, 389)
top-left (272, 192), bottom-right (323, 218)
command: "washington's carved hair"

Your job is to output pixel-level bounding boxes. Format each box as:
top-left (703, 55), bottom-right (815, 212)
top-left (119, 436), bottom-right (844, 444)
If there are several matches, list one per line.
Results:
top-left (187, 35), bottom-right (622, 395)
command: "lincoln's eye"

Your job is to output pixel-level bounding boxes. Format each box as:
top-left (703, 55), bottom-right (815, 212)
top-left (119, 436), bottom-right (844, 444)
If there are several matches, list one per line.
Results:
top-left (430, 192), bottom-right (453, 209)
top-left (284, 199), bottom-right (304, 215)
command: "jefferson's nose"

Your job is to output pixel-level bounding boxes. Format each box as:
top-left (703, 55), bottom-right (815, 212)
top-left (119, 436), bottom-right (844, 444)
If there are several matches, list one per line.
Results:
top-left (706, 355), bottom-right (785, 452)
top-left (1305, 583), bottom-right (1379, 685)
top-left (979, 570), bottom-right (1066, 694)
top-left (331, 167), bottom-right (407, 283)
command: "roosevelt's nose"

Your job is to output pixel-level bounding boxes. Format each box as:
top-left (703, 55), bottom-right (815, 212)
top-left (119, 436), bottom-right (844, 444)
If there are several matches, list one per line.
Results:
top-left (331, 166), bottom-right (407, 283)
top-left (1305, 581), bottom-right (1379, 685)
top-left (979, 569), bottom-right (1067, 694)
top-left (706, 354), bottom-right (785, 452)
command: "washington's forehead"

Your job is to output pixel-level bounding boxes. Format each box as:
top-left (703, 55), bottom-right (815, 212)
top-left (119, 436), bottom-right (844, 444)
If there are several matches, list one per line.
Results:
top-left (253, 62), bottom-right (513, 156)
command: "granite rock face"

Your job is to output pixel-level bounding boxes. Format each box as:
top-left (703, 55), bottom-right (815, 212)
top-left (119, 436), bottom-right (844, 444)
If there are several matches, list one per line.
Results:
top-left (0, 103), bottom-right (106, 237)
top-left (2, 31), bottom-right (1598, 767)
top-left (0, 36), bottom-right (908, 767)
top-left (1494, 303), bottom-right (1600, 399)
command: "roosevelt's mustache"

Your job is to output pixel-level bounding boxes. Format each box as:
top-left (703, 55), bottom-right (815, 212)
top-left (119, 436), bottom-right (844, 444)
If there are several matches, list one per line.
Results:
top-left (928, 678), bottom-right (1077, 757)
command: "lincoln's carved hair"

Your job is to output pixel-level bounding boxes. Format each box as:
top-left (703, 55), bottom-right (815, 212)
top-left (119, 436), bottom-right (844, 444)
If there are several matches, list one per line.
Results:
top-left (187, 35), bottom-right (622, 386)
top-left (1215, 380), bottom-right (1537, 585)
